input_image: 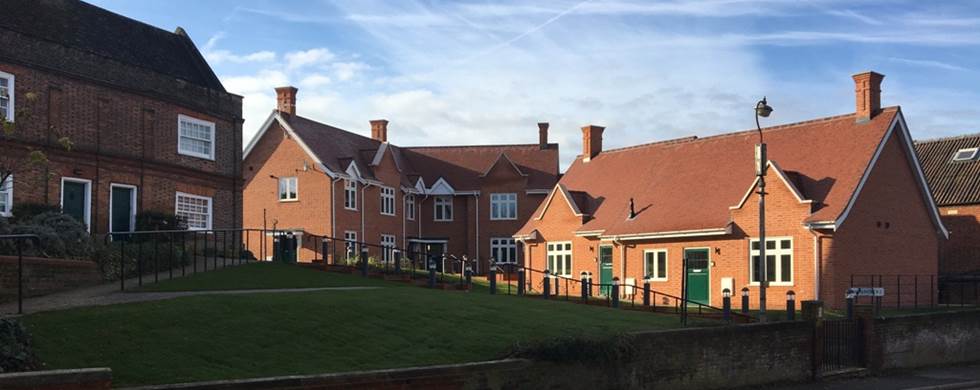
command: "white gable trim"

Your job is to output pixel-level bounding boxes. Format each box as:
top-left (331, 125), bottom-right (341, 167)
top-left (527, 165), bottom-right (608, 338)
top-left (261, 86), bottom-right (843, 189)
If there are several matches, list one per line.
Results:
top-left (414, 177), bottom-right (426, 193)
top-left (730, 160), bottom-right (813, 210)
top-left (345, 161), bottom-right (363, 181)
top-left (428, 177), bottom-right (456, 196)
top-left (370, 143), bottom-right (389, 166)
top-left (536, 183), bottom-right (585, 220)
top-left (242, 111), bottom-right (336, 178)
top-left (605, 226), bottom-right (731, 241)
top-left (480, 152), bottom-right (528, 177)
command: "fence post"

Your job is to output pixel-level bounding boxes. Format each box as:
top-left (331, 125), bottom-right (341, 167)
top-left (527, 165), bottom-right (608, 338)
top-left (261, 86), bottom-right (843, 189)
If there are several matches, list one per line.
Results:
top-left (786, 290), bottom-right (796, 321)
top-left (517, 268), bottom-right (526, 296)
top-left (120, 237), bottom-right (126, 291)
top-left (488, 261), bottom-right (497, 295)
top-left (322, 239), bottom-right (330, 271)
top-left (394, 249), bottom-right (402, 274)
top-left (846, 288), bottom-right (856, 320)
top-left (16, 239), bottom-right (23, 315)
top-left (360, 247), bottom-right (369, 277)
top-left (611, 277), bottom-right (620, 308)
top-left (428, 260), bottom-right (437, 288)
top-left (741, 287), bottom-right (750, 314)
top-left (543, 270), bottom-right (551, 299)
top-left (137, 239), bottom-right (143, 287)
top-left (722, 288), bottom-right (732, 324)
top-left (581, 272), bottom-right (589, 302)
top-left (643, 279), bottom-right (651, 307)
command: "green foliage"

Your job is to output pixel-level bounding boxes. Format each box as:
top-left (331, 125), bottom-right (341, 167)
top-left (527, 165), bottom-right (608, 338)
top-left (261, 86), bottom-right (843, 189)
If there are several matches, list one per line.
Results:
top-left (92, 239), bottom-right (190, 281)
top-left (0, 318), bottom-right (40, 373)
top-left (134, 211), bottom-right (187, 233)
top-left (9, 203), bottom-right (61, 224)
top-left (28, 212), bottom-right (92, 258)
top-left (0, 211), bottom-right (92, 260)
top-left (508, 333), bottom-right (637, 365)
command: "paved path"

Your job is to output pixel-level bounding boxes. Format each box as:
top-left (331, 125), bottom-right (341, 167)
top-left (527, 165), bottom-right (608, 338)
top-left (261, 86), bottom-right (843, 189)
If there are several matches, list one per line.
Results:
top-left (777, 363), bottom-right (980, 390)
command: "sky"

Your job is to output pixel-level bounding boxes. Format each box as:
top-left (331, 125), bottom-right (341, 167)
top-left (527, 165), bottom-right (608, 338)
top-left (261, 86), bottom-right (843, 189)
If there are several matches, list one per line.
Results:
top-left (89, 0), bottom-right (980, 169)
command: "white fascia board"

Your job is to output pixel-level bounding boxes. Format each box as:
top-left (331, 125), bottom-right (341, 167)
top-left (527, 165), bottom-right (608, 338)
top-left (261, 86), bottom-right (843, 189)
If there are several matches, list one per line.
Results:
top-left (245, 112), bottom-right (336, 178)
top-left (607, 226), bottom-right (730, 241)
top-left (729, 161), bottom-right (812, 210)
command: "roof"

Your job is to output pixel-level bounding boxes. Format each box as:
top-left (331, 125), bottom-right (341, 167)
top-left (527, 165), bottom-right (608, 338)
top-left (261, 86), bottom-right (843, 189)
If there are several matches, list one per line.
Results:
top-left (252, 112), bottom-right (559, 192)
top-left (520, 107), bottom-right (934, 237)
top-left (0, 0), bottom-right (226, 92)
top-left (915, 133), bottom-right (980, 206)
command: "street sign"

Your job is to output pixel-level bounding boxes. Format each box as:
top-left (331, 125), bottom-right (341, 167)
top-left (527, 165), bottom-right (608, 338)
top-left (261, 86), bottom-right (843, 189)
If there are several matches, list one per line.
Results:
top-left (846, 287), bottom-right (884, 298)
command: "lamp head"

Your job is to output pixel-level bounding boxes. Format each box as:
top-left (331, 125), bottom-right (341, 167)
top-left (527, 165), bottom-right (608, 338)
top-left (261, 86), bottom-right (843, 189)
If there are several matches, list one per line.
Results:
top-left (756, 97), bottom-right (773, 118)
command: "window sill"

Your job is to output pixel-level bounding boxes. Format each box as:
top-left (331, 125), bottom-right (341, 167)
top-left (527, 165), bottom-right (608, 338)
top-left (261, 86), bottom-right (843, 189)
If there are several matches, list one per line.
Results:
top-left (434, 219), bottom-right (454, 222)
top-left (279, 199), bottom-right (299, 203)
top-left (344, 207), bottom-right (358, 211)
top-left (748, 282), bottom-right (794, 287)
top-left (490, 217), bottom-right (518, 221)
top-left (381, 212), bottom-right (396, 217)
top-left (178, 151), bottom-right (216, 161)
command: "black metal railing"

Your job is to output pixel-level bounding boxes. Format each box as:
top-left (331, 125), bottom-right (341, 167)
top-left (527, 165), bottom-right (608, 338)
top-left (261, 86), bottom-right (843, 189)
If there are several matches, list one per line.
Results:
top-left (1, 234), bottom-right (41, 314)
top-left (938, 274), bottom-right (980, 307)
top-left (850, 274), bottom-right (937, 309)
top-left (820, 318), bottom-right (864, 373)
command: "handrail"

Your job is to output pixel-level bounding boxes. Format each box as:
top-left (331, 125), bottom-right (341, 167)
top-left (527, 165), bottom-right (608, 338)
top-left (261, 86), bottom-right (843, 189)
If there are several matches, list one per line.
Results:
top-left (0, 234), bottom-right (42, 314)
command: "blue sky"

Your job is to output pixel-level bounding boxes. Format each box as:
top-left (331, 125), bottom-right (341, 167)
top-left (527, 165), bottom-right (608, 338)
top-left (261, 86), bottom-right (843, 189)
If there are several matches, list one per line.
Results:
top-left (90, 0), bottom-right (980, 168)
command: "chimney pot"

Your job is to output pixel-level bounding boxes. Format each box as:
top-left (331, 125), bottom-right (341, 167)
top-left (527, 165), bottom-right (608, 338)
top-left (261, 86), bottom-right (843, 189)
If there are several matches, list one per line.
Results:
top-left (275, 86), bottom-right (298, 116)
top-left (852, 71), bottom-right (884, 122)
top-left (371, 119), bottom-right (389, 143)
top-left (538, 122), bottom-right (549, 150)
top-left (581, 124), bottom-right (605, 162)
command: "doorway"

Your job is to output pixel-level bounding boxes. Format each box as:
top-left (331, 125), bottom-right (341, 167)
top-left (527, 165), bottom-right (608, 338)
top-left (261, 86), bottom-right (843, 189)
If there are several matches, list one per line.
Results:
top-left (109, 184), bottom-right (137, 234)
top-left (60, 177), bottom-right (91, 231)
top-left (684, 248), bottom-right (710, 305)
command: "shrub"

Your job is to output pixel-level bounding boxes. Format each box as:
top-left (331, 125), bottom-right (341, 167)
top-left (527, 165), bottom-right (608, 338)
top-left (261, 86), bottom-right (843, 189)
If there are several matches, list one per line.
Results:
top-left (29, 212), bottom-right (93, 258)
top-left (92, 239), bottom-right (191, 281)
top-left (0, 318), bottom-right (40, 373)
top-left (507, 333), bottom-right (636, 366)
top-left (9, 203), bottom-right (61, 224)
top-left (135, 211), bottom-right (187, 233)
top-left (0, 212), bottom-right (93, 259)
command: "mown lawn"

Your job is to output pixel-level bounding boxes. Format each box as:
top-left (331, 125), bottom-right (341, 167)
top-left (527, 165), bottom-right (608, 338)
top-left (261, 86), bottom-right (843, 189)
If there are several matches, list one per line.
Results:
top-left (23, 263), bottom-right (704, 386)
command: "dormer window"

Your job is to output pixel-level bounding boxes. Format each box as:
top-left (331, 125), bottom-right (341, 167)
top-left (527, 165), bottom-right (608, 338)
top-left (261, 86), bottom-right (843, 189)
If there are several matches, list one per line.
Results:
top-left (952, 147), bottom-right (979, 162)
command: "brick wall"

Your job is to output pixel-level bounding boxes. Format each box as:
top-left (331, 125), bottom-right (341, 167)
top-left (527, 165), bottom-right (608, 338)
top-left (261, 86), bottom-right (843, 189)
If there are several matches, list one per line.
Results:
top-left (876, 309), bottom-right (980, 370)
top-left (0, 256), bottom-right (101, 303)
top-left (938, 204), bottom-right (980, 275)
top-left (0, 368), bottom-right (111, 390)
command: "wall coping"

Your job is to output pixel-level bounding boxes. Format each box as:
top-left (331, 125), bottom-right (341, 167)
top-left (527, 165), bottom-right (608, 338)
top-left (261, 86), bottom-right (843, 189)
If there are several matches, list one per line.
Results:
top-left (0, 256), bottom-right (97, 268)
top-left (876, 308), bottom-right (980, 322)
top-left (0, 368), bottom-right (111, 387)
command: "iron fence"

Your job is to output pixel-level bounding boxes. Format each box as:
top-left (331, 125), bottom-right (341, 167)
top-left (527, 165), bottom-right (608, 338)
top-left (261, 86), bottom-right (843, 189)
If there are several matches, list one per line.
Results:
top-left (1, 234), bottom-right (41, 314)
top-left (938, 275), bottom-right (980, 306)
top-left (849, 274), bottom-right (936, 309)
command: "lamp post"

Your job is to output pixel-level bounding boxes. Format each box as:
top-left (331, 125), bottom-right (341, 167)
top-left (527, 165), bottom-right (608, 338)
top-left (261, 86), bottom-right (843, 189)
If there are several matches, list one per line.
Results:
top-left (755, 97), bottom-right (773, 322)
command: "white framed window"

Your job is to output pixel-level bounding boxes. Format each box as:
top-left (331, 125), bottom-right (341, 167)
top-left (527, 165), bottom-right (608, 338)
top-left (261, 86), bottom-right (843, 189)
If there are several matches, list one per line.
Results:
top-left (0, 175), bottom-right (12, 217)
top-left (644, 249), bottom-right (668, 281)
top-left (177, 115), bottom-right (215, 160)
top-left (344, 179), bottom-right (357, 210)
top-left (380, 186), bottom-right (396, 216)
top-left (434, 196), bottom-right (453, 221)
top-left (279, 177), bottom-right (298, 201)
top-left (381, 234), bottom-right (397, 262)
top-left (490, 237), bottom-right (517, 264)
top-left (952, 147), bottom-right (979, 162)
top-left (175, 192), bottom-right (212, 231)
top-left (405, 194), bottom-right (416, 221)
top-left (0, 71), bottom-right (14, 122)
top-left (490, 193), bottom-right (518, 220)
top-left (344, 231), bottom-right (358, 259)
top-left (750, 237), bottom-right (793, 285)
top-left (547, 241), bottom-right (572, 277)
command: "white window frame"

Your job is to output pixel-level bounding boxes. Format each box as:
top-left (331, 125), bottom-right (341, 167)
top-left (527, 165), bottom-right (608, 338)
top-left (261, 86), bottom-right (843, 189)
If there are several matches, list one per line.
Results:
top-left (108, 183), bottom-right (138, 233)
top-left (546, 241), bottom-right (573, 277)
top-left (60, 177), bottom-right (92, 231)
top-left (177, 114), bottom-right (216, 160)
top-left (380, 186), bottom-right (396, 216)
top-left (175, 192), bottom-right (213, 231)
top-left (344, 231), bottom-right (358, 260)
top-left (644, 249), bottom-right (668, 282)
top-left (749, 236), bottom-right (794, 286)
top-left (381, 234), bottom-right (397, 263)
top-left (952, 147), bottom-right (979, 162)
top-left (490, 237), bottom-right (518, 264)
top-left (405, 194), bottom-right (416, 221)
top-left (433, 196), bottom-right (453, 221)
top-left (490, 193), bottom-right (518, 220)
top-left (344, 179), bottom-right (357, 210)
top-left (0, 174), bottom-right (12, 217)
top-left (279, 176), bottom-right (298, 201)
top-left (0, 71), bottom-right (15, 123)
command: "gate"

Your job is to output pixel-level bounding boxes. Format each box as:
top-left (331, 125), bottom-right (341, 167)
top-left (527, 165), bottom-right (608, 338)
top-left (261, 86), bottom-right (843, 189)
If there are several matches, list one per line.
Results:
top-left (820, 319), bottom-right (864, 373)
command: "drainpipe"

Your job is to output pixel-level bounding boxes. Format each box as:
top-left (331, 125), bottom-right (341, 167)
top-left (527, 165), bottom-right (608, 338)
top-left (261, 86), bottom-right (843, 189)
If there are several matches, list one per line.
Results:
top-left (475, 193), bottom-right (480, 273)
top-left (613, 236), bottom-right (626, 281)
top-left (402, 191), bottom-right (407, 250)
top-left (330, 177), bottom-right (341, 238)
top-left (808, 228), bottom-right (824, 302)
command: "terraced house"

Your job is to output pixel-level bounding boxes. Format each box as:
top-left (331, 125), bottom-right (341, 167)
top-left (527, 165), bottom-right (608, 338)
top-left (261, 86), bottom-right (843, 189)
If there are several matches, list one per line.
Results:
top-left (516, 71), bottom-right (947, 309)
top-left (0, 0), bottom-right (243, 233)
top-left (242, 86), bottom-right (559, 273)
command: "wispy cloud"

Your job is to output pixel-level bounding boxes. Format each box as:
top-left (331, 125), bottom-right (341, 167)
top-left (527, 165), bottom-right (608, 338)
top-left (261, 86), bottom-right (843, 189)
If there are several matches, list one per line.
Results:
top-left (824, 9), bottom-right (883, 25)
top-left (285, 48), bottom-right (336, 70)
top-left (888, 57), bottom-right (968, 71)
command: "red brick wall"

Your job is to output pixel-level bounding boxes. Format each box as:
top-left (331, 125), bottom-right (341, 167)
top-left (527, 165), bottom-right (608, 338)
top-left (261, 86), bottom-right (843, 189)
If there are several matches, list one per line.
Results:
top-left (0, 256), bottom-right (101, 302)
top-left (938, 204), bottom-right (980, 275)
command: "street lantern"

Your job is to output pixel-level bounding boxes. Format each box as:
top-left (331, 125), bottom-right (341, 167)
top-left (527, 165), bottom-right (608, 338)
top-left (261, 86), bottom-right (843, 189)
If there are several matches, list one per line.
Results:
top-left (754, 96), bottom-right (773, 322)
top-left (723, 288), bottom-right (732, 298)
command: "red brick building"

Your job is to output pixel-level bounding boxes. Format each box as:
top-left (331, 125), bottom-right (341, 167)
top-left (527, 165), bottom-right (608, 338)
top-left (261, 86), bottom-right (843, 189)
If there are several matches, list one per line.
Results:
top-left (0, 0), bottom-right (243, 233)
top-left (242, 87), bottom-right (559, 273)
top-left (916, 134), bottom-right (980, 276)
top-left (516, 71), bottom-right (947, 309)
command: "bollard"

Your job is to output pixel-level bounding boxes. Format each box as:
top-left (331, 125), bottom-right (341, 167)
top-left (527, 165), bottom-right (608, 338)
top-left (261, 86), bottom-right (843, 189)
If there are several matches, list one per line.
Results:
top-left (741, 287), bottom-right (750, 314)
top-left (786, 290), bottom-right (796, 321)
top-left (543, 270), bottom-right (551, 299)
top-left (643, 279), bottom-right (651, 306)
top-left (321, 239), bottom-right (329, 269)
top-left (488, 263), bottom-right (497, 295)
top-left (722, 288), bottom-right (732, 323)
top-left (581, 272), bottom-right (589, 302)
top-left (586, 273), bottom-right (593, 298)
top-left (394, 250), bottom-right (402, 274)
top-left (611, 278), bottom-right (620, 308)
top-left (846, 289), bottom-right (856, 320)
top-left (554, 274), bottom-right (560, 297)
top-left (428, 260), bottom-right (437, 288)
top-left (517, 268), bottom-right (526, 296)
top-left (360, 247), bottom-right (369, 277)
top-left (465, 264), bottom-right (473, 287)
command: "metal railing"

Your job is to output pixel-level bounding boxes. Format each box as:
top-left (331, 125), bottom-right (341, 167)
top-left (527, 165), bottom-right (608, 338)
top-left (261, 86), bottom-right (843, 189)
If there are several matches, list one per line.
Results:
top-left (850, 274), bottom-right (937, 309)
top-left (1, 234), bottom-right (41, 314)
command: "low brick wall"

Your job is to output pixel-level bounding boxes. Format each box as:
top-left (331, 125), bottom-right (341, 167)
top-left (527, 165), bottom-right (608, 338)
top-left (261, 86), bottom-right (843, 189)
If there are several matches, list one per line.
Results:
top-left (876, 309), bottom-right (980, 370)
top-left (0, 368), bottom-right (111, 390)
top-left (0, 256), bottom-right (102, 302)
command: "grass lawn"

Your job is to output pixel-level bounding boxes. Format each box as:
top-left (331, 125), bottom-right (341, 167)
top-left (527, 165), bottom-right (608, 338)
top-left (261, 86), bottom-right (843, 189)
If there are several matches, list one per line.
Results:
top-left (23, 263), bottom-right (704, 386)
top-left (139, 261), bottom-right (390, 291)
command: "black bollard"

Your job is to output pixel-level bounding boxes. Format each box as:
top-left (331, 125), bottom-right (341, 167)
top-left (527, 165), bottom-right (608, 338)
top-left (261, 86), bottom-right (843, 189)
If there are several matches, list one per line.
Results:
top-left (786, 290), bottom-right (796, 321)
top-left (723, 288), bottom-right (732, 323)
top-left (321, 239), bottom-right (329, 268)
top-left (465, 265), bottom-right (473, 287)
top-left (428, 260), bottom-right (437, 288)
top-left (741, 287), bottom-right (750, 314)
top-left (643, 280), bottom-right (651, 306)
top-left (611, 278), bottom-right (620, 308)
top-left (543, 270), bottom-right (551, 299)
top-left (394, 250), bottom-right (402, 274)
top-left (517, 268), bottom-right (526, 296)
top-left (488, 263), bottom-right (497, 295)
top-left (581, 272), bottom-right (589, 302)
top-left (360, 247), bottom-right (369, 277)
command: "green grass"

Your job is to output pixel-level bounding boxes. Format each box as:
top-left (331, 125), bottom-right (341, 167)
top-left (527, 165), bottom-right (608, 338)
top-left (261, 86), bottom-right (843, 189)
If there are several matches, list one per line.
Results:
top-left (23, 263), bottom-right (704, 386)
top-left (139, 262), bottom-right (389, 291)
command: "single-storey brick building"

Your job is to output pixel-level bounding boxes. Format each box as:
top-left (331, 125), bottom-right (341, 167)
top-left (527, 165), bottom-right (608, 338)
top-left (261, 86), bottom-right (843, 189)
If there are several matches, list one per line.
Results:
top-left (516, 71), bottom-right (947, 309)
top-left (242, 87), bottom-right (559, 273)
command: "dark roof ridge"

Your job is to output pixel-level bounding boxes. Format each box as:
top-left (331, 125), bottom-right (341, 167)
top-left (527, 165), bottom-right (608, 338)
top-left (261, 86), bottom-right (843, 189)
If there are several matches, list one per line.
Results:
top-left (914, 132), bottom-right (980, 145)
top-left (405, 143), bottom-right (556, 150)
top-left (289, 113), bottom-right (380, 146)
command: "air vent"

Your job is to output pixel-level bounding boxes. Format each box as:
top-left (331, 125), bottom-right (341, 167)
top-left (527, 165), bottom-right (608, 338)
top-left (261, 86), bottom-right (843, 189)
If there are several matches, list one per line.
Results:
top-left (951, 147), bottom-right (979, 162)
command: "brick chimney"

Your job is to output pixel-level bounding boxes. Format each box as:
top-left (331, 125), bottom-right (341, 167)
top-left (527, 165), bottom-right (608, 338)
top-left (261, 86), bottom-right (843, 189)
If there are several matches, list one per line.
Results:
top-left (370, 119), bottom-right (389, 143)
top-left (538, 122), bottom-right (549, 150)
top-left (852, 71), bottom-right (884, 122)
top-left (275, 86), bottom-right (298, 116)
top-left (581, 124), bottom-right (605, 162)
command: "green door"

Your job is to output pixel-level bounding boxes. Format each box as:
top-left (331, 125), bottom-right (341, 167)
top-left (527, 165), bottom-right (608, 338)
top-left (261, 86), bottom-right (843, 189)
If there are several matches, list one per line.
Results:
top-left (685, 249), bottom-right (710, 305)
top-left (110, 186), bottom-right (134, 233)
top-left (599, 245), bottom-right (613, 296)
top-left (62, 181), bottom-right (87, 227)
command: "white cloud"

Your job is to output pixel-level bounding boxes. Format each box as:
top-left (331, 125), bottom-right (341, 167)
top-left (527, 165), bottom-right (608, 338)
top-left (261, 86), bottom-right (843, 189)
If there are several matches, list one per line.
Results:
top-left (888, 57), bottom-right (968, 72)
top-left (223, 69), bottom-right (289, 95)
top-left (300, 74), bottom-right (332, 88)
top-left (285, 48), bottom-right (336, 70)
top-left (332, 62), bottom-right (368, 81)
top-left (205, 50), bottom-right (276, 64)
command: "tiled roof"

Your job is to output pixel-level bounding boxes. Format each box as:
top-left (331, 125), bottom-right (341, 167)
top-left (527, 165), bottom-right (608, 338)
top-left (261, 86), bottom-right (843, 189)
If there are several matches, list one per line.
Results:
top-left (915, 133), bottom-right (980, 206)
top-left (522, 107), bottom-right (901, 236)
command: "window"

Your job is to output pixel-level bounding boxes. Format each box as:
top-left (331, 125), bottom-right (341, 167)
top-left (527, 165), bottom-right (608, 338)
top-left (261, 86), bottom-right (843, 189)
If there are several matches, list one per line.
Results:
top-left (0, 175), bottom-right (12, 217)
top-left (952, 147), bottom-right (979, 162)
top-left (547, 241), bottom-right (572, 277)
top-left (344, 179), bottom-right (357, 210)
top-left (177, 115), bottom-right (215, 160)
top-left (380, 186), bottom-right (396, 216)
top-left (644, 249), bottom-right (668, 281)
top-left (491, 238), bottom-right (517, 264)
top-left (750, 237), bottom-right (793, 285)
top-left (175, 192), bottom-right (212, 230)
top-left (278, 177), bottom-right (298, 201)
top-left (381, 234), bottom-right (397, 263)
top-left (0, 71), bottom-right (14, 122)
top-left (405, 194), bottom-right (416, 221)
top-left (344, 231), bottom-right (358, 260)
top-left (434, 196), bottom-right (453, 221)
top-left (490, 193), bottom-right (518, 220)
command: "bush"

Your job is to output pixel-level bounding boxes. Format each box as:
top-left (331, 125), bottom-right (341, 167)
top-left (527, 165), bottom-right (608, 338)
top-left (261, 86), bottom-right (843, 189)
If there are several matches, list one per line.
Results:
top-left (92, 239), bottom-right (191, 281)
top-left (0, 211), bottom-right (93, 260)
top-left (507, 334), bottom-right (636, 366)
top-left (135, 211), bottom-right (187, 232)
top-left (9, 203), bottom-right (61, 224)
top-left (0, 318), bottom-right (40, 373)
top-left (29, 212), bottom-right (93, 258)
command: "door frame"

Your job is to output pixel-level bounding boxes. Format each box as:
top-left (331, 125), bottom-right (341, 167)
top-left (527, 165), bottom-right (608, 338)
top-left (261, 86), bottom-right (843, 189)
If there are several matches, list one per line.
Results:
top-left (683, 247), bottom-right (711, 305)
top-left (598, 244), bottom-right (614, 296)
top-left (108, 183), bottom-right (138, 234)
top-left (60, 177), bottom-right (92, 231)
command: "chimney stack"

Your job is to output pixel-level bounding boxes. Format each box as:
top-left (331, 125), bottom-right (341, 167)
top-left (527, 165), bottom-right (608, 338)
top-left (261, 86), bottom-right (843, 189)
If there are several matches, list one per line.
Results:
top-left (538, 122), bottom-right (549, 150)
top-left (275, 86), bottom-right (298, 116)
top-left (370, 119), bottom-right (389, 143)
top-left (852, 71), bottom-right (884, 122)
top-left (581, 124), bottom-right (605, 162)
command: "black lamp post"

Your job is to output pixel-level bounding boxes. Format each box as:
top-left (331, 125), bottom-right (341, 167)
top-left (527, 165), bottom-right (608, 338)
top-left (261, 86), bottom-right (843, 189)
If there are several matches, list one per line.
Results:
top-left (755, 97), bottom-right (773, 321)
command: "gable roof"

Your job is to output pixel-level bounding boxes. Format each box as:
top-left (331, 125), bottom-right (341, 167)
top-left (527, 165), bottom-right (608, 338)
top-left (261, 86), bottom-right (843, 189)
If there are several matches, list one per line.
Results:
top-left (404, 144), bottom-right (558, 191)
top-left (521, 107), bottom-right (943, 238)
top-left (914, 132), bottom-right (980, 206)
